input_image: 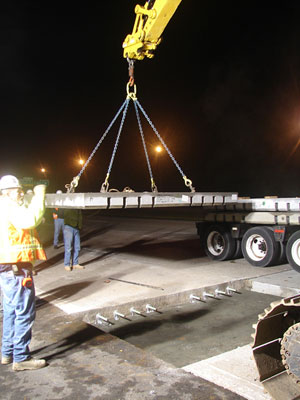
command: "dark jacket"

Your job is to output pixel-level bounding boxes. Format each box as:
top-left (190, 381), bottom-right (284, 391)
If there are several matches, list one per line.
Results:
top-left (53, 208), bottom-right (64, 219)
top-left (64, 209), bottom-right (82, 230)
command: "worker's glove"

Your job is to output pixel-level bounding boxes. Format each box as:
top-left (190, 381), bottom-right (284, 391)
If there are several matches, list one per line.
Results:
top-left (33, 184), bottom-right (46, 196)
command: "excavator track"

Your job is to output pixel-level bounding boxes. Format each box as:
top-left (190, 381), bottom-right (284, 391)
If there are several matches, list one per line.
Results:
top-left (252, 294), bottom-right (300, 400)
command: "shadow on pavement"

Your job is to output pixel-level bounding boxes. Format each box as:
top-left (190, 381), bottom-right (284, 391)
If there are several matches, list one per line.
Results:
top-left (31, 324), bottom-right (107, 362)
top-left (82, 238), bottom-right (204, 266)
top-left (36, 281), bottom-right (94, 302)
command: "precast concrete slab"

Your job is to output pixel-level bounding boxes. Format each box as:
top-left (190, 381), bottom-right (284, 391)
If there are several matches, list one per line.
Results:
top-left (45, 192), bottom-right (300, 212)
top-left (45, 191), bottom-right (238, 209)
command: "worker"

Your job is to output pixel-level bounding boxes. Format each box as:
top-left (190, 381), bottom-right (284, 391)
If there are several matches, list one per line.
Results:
top-left (53, 190), bottom-right (64, 249)
top-left (0, 175), bottom-right (47, 371)
top-left (64, 208), bottom-right (84, 271)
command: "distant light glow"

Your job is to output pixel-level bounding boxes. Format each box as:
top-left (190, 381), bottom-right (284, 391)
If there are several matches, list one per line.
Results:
top-left (155, 145), bottom-right (162, 153)
top-left (79, 159), bottom-right (84, 165)
top-left (40, 168), bottom-right (46, 173)
top-left (287, 138), bottom-right (300, 163)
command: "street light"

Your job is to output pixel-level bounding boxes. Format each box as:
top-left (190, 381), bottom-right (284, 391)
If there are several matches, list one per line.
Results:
top-left (39, 167), bottom-right (48, 184)
top-left (155, 145), bottom-right (162, 153)
top-left (78, 159), bottom-right (84, 166)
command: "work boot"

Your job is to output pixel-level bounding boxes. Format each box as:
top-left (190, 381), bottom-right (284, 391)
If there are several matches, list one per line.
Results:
top-left (12, 358), bottom-right (46, 371)
top-left (64, 266), bottom-right (72, 272)
top-left (73, 264), bottom-right (85, 269)
top-left (2, 355), bottom-right (13, 364)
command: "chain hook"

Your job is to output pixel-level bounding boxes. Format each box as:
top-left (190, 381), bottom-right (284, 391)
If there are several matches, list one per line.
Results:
top-left (183, 176), bottom-right (195, 193)
top-left (126, 82), bottom-right (137, 100)
top-left (127, 57), bottom-right (135, 86)
top-left (65, 175), bottom-right (80, 193)
top-left (100, 174), bottom-right (110, 193)
top-left (151, 178), bottom-right (158, 193)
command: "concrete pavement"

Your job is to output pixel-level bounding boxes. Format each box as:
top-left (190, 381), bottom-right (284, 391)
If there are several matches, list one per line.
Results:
top-left (1, 212), bottom-right (300, 399)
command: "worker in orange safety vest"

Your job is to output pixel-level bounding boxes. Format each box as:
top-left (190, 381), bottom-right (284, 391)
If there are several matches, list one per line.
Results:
top-left (0, 175), bottom-right (47, 371)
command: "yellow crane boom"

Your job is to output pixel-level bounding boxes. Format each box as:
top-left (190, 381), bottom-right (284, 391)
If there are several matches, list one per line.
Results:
top-left (123, 0), bottom-right (182, 61)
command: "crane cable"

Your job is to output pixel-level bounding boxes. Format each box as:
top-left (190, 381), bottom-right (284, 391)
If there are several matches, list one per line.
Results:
top-left (66, 79), bottom-right (195, 193)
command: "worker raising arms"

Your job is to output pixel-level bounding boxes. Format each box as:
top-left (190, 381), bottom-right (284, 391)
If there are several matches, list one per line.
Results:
top-left (0, 175), bottom-right (47, 371)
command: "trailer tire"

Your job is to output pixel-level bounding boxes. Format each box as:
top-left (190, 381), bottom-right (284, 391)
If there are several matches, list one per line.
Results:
top-left (204, 225), bottom-right (236, 261)
top-left (286, 231), bottom-right (300, 272)
top-left (242, 226), bottom-right (280, 267)
top-left (232, 239), bottom-right (243, 259)
top-left (278, 242), bottom-right (287, 265)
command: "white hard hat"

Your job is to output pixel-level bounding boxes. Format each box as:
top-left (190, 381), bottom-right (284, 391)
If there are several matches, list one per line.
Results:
top-left (0, 175), bottom-right (21, 191)
top-left (56, 190), bottom-right (63, 194)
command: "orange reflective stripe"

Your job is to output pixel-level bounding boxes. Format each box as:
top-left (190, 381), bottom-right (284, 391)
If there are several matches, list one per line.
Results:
top-left (0, 225), bottom-right (47, 263)
top-left (53, 207), bottom-right (58, 219)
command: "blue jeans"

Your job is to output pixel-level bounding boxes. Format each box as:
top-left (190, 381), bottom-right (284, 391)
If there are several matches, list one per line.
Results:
top-left (0, 268), bottom-right (35, 362)
top-left (64, 225), bottom-right (81, 266)
top-left (53, 218), bottom-right (64, 246)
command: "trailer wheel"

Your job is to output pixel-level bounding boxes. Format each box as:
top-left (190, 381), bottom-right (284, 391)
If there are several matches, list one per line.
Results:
top-left (286, 231), bottom-right (300, 272)
top-left (204, 225), bottom-right (236, 261)
top-left (242, 226), bottom-right (280, 267)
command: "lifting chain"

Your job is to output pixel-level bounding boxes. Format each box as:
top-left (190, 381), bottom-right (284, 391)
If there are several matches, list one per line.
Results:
top-left (133, 100), bottom-right (158, 193)
top-left (100, 98), bottom-right (130, 192)
top-left (65, 99), bottom-right (128, 192)
top-left (135, 99), bottom-right (195, 192)
top-left (65, 71), bottom-right (195, 193)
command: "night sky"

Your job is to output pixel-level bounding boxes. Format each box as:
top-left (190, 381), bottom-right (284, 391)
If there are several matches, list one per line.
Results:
top-left (2, 1), bottom-right (300, 197)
